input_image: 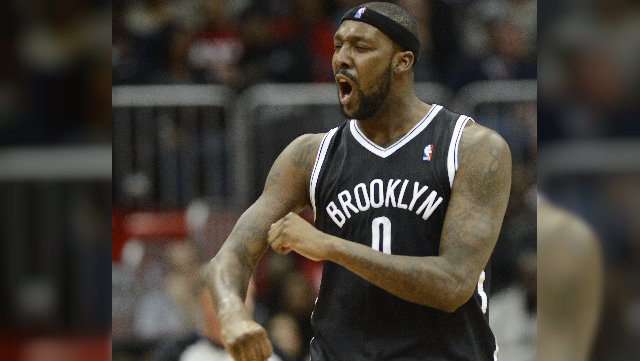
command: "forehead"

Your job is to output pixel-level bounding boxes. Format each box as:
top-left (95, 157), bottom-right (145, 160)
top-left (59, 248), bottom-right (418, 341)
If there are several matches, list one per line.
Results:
top-left (334, 20), bottom-right (390, 44)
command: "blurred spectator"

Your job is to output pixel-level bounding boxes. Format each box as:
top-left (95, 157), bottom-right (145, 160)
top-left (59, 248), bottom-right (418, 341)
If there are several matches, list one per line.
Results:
top-left (150, 26), bottom-right (199, 84)
top-left (1, 0), bottom-right (110, 145)
top-left (235, 4), bottom-right (314, 88)
top-left (121, 0), bottom-right (175, 84)
top-left (538, 0), bottom-right (640, 143)
top-left (268, 313), bottom-right (303, 361)
top-left (450, 0), bottom-right (536, 90)
top-left (289, 0), bottom-right (338, 82)
top-left (537, 196), bottom-right (603, 360)
top-left (538, 1), bottom-right (640, 358)
top-left (179, 276), bottom-right (283, 361)
top-left (133, 241), bottom-right (201, 341)
top-left (188, 0), bottom-right (245, 86)
top-left (395, 0), bottom-right (436, 81)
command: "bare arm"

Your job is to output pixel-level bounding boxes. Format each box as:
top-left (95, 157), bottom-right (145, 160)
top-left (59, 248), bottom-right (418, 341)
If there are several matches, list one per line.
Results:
top-left (206, 133), bottom-right (323, 361)
top-left (269, 122), bottom-right (511, 312)
top-left (538, 199), bottom-right (603, 360)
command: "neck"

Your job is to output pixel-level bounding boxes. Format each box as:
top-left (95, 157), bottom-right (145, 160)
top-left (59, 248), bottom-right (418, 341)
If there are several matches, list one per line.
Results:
top-left (356, 88), bottom-right (431, 148)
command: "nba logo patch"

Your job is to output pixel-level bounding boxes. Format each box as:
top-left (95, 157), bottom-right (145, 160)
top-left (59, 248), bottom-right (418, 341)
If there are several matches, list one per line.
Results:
top-left (355, 7), bottom-right (366, 18)
top-left (423, 144), bottom-right (433, 161)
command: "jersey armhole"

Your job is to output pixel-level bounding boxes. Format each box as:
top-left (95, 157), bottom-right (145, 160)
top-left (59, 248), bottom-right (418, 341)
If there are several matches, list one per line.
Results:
top-left (447, 116), bottom-right (473, 187)
top-left (309, 127), bottom-right (339, 219)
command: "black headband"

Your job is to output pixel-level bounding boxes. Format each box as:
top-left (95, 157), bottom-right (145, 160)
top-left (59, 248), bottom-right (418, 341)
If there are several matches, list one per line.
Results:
top-left (341, 6), bottom-right (420, 61)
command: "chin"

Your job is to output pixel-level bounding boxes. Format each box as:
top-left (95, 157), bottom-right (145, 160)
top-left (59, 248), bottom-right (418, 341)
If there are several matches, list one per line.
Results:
top-left (340, 103), bottom-right (360, 119)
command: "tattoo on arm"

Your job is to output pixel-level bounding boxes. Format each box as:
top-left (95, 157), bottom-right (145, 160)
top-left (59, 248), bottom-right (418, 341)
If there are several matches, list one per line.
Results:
top-left (440, 123), bottom-right (511, 289)
top-left (317, 125), bottom-right (511, 311)
top-left (208, 133), bottom-right (323, 313)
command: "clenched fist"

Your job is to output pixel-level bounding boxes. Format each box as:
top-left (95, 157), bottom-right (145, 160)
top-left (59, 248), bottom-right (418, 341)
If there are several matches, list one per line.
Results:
top-left (220, 316), bottom-right (273, 361)
top-left (268, 212), bottom-right (332, 261)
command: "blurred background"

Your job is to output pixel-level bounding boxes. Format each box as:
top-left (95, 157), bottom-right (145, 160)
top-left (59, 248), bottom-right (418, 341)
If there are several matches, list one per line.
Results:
top-left (538, 0), bottom-right (640, 360)
top-left (0, 0), bottom-right (111, 360)
top-left (0, 0), bottom-right (634, 360)
top-left (111, 1), bottom-right (536, 360)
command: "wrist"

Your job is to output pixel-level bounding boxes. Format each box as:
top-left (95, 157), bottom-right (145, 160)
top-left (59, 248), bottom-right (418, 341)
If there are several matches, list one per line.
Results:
top-left (218, 304), bottom-right (251, 324)
top-left (216, 295), bottom-right (250, 322)
top-left (320, 232), bottom-right (341, 262)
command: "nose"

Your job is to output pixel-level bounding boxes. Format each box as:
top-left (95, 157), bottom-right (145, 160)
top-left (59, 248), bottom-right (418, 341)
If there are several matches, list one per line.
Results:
top-left (333, 46), bottom-right (353, 71)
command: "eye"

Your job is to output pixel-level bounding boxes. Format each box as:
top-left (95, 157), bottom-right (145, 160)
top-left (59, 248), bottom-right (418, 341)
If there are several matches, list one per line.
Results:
top-left (355, 44), bottom-right (370, 51)
top-left (334, 44), bottom-right (343, 50)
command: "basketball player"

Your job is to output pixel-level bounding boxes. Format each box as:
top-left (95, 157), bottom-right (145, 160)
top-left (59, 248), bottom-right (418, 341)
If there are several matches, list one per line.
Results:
top-left (537, 196), bottom-right (603, 360)
top-left (206, 3), bottom-right (511, 361)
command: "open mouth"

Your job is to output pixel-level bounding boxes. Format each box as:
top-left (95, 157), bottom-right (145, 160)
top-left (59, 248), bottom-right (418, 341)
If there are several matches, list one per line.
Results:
top-left (336, 76), bottom-right (355, 105)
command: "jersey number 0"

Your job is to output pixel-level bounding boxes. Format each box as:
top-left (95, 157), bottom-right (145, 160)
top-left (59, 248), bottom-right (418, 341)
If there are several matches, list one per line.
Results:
top-left (371, 216), bottom-right (392, 254)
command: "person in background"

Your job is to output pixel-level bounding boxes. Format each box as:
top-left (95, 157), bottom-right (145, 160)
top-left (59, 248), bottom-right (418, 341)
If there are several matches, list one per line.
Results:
top-left (180, 275), bottom-right (283, 361)
top-left (537, 196), bottom-right (603, 360)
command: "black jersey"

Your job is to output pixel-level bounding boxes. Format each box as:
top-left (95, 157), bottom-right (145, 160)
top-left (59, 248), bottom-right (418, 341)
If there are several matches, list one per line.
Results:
top-left (309, 105), bottom-right (498, 361)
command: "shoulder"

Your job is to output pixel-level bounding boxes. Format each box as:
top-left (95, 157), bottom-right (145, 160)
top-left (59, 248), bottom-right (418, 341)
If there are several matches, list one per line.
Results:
top-left (538, 199), bottom-right (601, 261)
top-left (264, 133), bottom-right (327, 197)
top-left (279, 133), bottom-right (326, 169)
top-left (453, 121), bottom-right (511, 199)
top-left (288, 133), bottom-right (325, 154)
top-left (458, 121), bottom-right (510, 159)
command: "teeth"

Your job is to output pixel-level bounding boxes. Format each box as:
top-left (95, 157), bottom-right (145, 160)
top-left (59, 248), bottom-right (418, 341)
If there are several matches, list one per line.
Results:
top-left (339, 79), bottom-right (347, 83)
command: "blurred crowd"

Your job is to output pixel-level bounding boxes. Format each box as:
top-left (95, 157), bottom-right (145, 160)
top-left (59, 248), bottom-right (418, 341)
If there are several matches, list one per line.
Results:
top-left (1, 0), bottom-right (112, 360)
top-left (538, 0), bottom-right (640, 360)
top-left (0, 0), bottom-right (111, 146)
top-left (112, 0), bottom-right (536, 90)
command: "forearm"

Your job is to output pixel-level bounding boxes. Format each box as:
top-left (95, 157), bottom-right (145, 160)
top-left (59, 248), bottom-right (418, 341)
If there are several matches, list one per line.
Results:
top-left (324, 234), bottom-right (472, 312)
top-left (206, 202), bottom-right (277, 319)
top-left (207, 247), bottom-right (255, 320)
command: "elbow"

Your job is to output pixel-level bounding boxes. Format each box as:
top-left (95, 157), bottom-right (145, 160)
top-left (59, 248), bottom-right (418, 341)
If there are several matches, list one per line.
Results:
top-left (439, 279), bottom-right (476, 313)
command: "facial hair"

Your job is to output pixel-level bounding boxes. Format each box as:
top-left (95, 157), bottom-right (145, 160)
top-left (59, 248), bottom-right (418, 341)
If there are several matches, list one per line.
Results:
top-left (341, 61), bottom-right (393, 120)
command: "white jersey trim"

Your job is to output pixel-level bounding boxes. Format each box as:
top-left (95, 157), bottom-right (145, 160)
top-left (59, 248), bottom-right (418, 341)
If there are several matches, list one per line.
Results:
top-left (349, 105), bottom-right (442, 159)
top-left (447, 116), bottom-right (473, 187)
top-left (310, 127), bottom-right (339, 218)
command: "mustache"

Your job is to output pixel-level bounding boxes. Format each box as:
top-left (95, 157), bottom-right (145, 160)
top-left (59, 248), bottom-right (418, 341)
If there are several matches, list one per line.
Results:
top-left (334, 69), bottom-right (358, 85)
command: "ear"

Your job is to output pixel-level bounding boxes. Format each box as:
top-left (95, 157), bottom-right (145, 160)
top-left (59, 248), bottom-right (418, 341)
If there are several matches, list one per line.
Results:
top-left (393, 51), bottom-right (415, 74)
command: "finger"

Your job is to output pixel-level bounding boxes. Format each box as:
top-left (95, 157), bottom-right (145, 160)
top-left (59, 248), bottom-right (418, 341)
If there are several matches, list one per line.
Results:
top-left (253, 340), bottom-right (268, 361)
top-left (251, 330), bottom-right (268, 361)
top-left (259, 336), bottom-right (273, 361)
top-left (270, 238), bottom-right (287, 255)
top-left (270, 216), bottom-right (285, 231)
top-left (267, 219), bottom-right (285, 245)
top-left (236, 343), bottom-right (250, 361)
top-left (244, 343), bottom-right (258, 361)
top-left (227, 343), bottom-right (243, 361)
top-left (249, 328), bottom-right (270, 361)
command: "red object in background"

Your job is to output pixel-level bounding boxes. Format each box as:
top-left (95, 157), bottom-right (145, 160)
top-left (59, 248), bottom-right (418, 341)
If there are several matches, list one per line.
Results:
top-left (112, 208), bottom-right (126, 262)
top-left (0, 335), bottom-right (111, 361)
top-left (308, 21), bottom-right (337, 82)
top-left (112, 208), bottom-right (187, 261)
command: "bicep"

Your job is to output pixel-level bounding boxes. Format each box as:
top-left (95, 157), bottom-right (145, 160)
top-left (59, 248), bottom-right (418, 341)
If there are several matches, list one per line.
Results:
top-left (216, 134), bottom-right (322, 268)
top-left (439, 125), bottom-right (512, 282)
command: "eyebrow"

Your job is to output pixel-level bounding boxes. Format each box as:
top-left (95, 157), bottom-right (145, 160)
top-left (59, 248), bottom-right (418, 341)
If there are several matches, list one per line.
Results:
top-left (333, 34), bottom-right (370, 43)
